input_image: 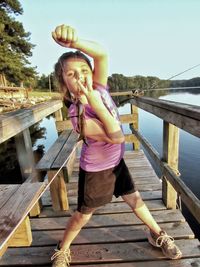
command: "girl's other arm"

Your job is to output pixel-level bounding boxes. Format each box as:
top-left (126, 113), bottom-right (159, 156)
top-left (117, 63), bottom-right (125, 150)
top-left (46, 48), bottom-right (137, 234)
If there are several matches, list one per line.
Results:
top-left (84, 118), bottom-right (124, 144)
top-left (52, 24), bottom-right (108, 87)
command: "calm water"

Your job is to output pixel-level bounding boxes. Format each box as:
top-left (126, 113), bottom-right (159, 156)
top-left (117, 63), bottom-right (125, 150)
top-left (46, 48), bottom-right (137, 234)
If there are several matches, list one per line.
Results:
top-left (0, 89), bottom-right (199, 238)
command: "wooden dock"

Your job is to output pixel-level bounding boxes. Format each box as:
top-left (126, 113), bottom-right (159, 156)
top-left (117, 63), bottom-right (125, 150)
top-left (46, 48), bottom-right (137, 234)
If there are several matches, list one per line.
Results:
top-left (1, 150), bottom-right (200, 266)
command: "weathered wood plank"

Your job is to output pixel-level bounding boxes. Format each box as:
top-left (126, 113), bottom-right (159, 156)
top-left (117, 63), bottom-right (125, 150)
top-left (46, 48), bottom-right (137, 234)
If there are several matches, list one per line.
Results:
top-left (130, 97), bottom-right (200, 138)
top-left (36, 130), bottom-right (71, 171)
top-left (0, 239), bottom-right (199, 265)
top-left (0, 183), bottom-right (45, 251)
top-left (162, 122), bottom-right (179, 208)
top-left (124, 134), bottom-right (138, 144)
top-left (0, 185), bottom-right (19, 209)
top-left (0, 100), bottom-right (63, 144)
top-left (31, 209), bottom-right (185, 230)
top-left (52, 131), bottom-right (79, 169)
top-left (71, 258), bottom-right (200, 267)
top-left (71, 199), bottom-right (165, 214)
top-left (8, 216), bottom-right (32, 247)
top-left (31, 222), bottom-right (194, 246)
top-left (132, 96), bottom-right (200, 120)
top-left (48, 170), bottom-right (69, 211)
top-left (120, 113), bottom-right (137, 123)
top-left (41, 190), bottom-right (162, 207)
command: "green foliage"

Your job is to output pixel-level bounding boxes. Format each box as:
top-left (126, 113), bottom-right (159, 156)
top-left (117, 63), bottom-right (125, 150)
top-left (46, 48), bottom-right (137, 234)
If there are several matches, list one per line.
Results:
top-left (35, 73), bottom-right (58, 92)
top-left (108, 73), bottom-right (171, 92)
top-left (171, 77), bottom-right (200, 88)
top-left (0, 0), bottom-right (37, 86)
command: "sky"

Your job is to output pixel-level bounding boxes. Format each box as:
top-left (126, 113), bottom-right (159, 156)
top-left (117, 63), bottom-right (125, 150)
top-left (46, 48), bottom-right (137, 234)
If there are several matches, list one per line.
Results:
top-left (18, 0), bottom-right (200, 80)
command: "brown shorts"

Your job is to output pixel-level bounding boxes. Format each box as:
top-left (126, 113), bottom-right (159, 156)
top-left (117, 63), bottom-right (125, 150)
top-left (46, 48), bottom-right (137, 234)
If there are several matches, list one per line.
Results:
top-left (77, 158), bottom-right (136, 214)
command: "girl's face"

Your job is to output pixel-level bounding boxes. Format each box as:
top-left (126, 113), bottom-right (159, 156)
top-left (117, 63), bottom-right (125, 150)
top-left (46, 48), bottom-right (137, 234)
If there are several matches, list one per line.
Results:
top-left (62, 58), bottom-right (92, 97)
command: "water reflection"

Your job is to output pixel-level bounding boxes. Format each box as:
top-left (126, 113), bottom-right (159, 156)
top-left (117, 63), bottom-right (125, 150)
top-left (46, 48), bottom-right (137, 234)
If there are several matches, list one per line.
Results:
top-left (0, 115), bottom-right (57, 184)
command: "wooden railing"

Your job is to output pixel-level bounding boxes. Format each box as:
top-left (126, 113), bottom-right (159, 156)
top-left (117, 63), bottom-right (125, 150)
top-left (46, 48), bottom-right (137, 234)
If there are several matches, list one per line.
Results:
top-left (111, 92), bottom-right (200, 226)
top-left (0, 100), bottom-right (63, 180)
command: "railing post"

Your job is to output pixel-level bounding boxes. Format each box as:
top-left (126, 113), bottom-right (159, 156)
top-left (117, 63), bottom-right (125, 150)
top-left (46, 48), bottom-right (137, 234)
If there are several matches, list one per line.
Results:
top-left (162, 121), bottom-right (180, 209)
top-left (54, 108), bottom-right (63, 122)
top-left (131, 104), bottom-right (140, 150)
top-left (15, 128), bottom-right (35, 182)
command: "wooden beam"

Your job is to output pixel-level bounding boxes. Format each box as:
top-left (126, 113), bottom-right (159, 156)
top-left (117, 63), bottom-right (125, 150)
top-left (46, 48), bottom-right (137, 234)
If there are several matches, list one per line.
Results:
top-left (162, 122), bottom-right (179, 209)
top-left (131, 104), bottom-right (140, 150)
top-left (54, 109), bottom-right (63, 121)
top-left (130, 97), bottom-right (200, 138)
top-left (47, 170), bottom-right (69, 211)
top-left (0, 100), bottom-right (63, 144)
top-left (8, 216), bottom-right (32, 247)
top-left (56, 120), bottom-right (73, 132)
top-left (15, 128), bottom-right (35, 181)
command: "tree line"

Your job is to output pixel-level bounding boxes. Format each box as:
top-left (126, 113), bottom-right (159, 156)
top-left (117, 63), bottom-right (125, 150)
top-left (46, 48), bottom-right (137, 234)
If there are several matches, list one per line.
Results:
top-left (1, 0), bottom-right (200, 92)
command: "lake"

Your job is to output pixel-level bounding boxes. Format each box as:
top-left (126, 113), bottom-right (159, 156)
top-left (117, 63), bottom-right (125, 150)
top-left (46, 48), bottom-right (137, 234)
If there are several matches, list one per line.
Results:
top-left (0, 88), bottom-right (199, 238)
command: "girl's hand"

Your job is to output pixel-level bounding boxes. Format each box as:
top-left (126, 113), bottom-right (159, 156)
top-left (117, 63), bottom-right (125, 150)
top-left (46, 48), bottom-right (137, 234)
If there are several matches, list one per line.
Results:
top-left (52, 25), bottom-right (78, 48)
top-left (77, 77), bottom-right (102, 105)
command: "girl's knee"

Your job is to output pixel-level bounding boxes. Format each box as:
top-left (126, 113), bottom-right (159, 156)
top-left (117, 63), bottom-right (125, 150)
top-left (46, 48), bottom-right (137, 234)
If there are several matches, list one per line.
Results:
top-left (75, 209), bottom-right (95, 223)
top-left (123, 191), bottom-right (144, 210)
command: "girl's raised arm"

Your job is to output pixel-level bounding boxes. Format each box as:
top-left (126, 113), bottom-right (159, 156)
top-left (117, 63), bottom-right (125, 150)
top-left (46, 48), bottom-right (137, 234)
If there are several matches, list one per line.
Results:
top-left (52, 24), bottom-right (108, 87)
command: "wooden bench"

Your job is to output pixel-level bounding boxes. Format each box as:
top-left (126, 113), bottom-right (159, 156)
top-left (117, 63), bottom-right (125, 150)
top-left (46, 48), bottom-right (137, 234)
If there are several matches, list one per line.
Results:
top-left (0, 182), bottom-right (45, 257)
top-left (36, 129), bottom-right (79, 211)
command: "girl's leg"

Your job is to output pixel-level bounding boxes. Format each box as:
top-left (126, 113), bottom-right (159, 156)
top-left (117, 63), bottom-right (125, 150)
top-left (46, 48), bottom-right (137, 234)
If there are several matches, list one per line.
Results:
top-left (60, 210), bottom-right (95, 250)
top-left (122, 191), bottom-right (161, 234)
top-left (122, 191), bottom-right (182, 259)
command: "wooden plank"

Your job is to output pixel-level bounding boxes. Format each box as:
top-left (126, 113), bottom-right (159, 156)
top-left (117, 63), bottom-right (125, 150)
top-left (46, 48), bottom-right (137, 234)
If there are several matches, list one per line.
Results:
top-left (0, 185), bottom-right (19, 209)
top-left (119, 113), bottom-right (137, 123)
top-left (162, 122), bottom-right (179, 208)
top-left (0, 182), bottom-right (45, 251)
top-left (56, 120), bottom-right (73, 132)
top-left (68, 176), bottom-right (159, 187)
top-left (41, 190), bottom-right (162, 207)
top-left (124, 134), bottom-right (138, 144)
top-left (110, 91), bottom-right (133, 96)
top-left (8, 216), bottom-right (32, 247)
top-left (48, 170), bottom-right (69, 211)
top-left (69, 258), bottom-right (200, 267)
top-left (15, 128), bottom-right (35, 181)
top-left (43, 198), bottom-right (165, 214)
top-left (55, 180), bottom-right (162, 194)
top-left (0, 100), bottom-right (63, 144)
top-left (31, 222), bottom-right (194, 246)
top-left (31, 209), bottom-right (185, 230)
top-left (52, 131), bottom-right (79, 169)
top-left (68, 199), bottom-right (166, 215)
top-left (130, 97), bottom-right (200, 138)
top-left (0, 239), bottom-right (199, 265)
top-left (133, 96), bottom-right (200, 121)
top-left (36, 130), bottom-right (71, 170)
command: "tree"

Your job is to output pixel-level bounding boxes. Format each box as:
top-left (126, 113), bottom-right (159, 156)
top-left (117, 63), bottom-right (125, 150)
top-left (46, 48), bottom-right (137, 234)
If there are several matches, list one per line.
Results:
top-left (0, 0), bottom-right (37, 86)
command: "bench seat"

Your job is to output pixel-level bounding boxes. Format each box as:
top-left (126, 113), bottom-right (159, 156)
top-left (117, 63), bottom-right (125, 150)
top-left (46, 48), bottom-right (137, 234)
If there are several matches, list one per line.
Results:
top-left (0, 182), bottom-right (45, 257)
top-left (36, 130), bottom-right (79, 211)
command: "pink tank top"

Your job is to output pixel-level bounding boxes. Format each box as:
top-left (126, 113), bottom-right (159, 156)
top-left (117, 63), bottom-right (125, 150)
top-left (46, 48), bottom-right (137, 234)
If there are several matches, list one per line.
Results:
top-left (68, 85), bottom-right (125, 171)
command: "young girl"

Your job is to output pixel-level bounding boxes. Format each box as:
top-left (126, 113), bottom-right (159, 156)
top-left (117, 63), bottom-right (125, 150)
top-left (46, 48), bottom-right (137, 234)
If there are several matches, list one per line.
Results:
top-left (51, 24), bottom-right (182, 267)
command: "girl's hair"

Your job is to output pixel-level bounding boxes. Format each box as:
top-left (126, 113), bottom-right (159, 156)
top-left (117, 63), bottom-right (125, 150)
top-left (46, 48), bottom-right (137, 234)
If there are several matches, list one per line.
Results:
top-left (54, 50), bottom-right (92, 144)
top-left (54, 50), bottom-right (92, 101)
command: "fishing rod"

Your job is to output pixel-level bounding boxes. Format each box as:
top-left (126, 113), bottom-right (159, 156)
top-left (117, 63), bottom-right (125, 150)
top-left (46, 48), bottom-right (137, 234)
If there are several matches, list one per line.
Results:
top-left (146, 62), bottom-right (200, 91)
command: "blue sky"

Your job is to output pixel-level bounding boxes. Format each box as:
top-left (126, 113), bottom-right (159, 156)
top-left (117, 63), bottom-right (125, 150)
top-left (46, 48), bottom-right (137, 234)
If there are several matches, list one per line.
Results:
top-left (18, 0), bottom-right (200, 79)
